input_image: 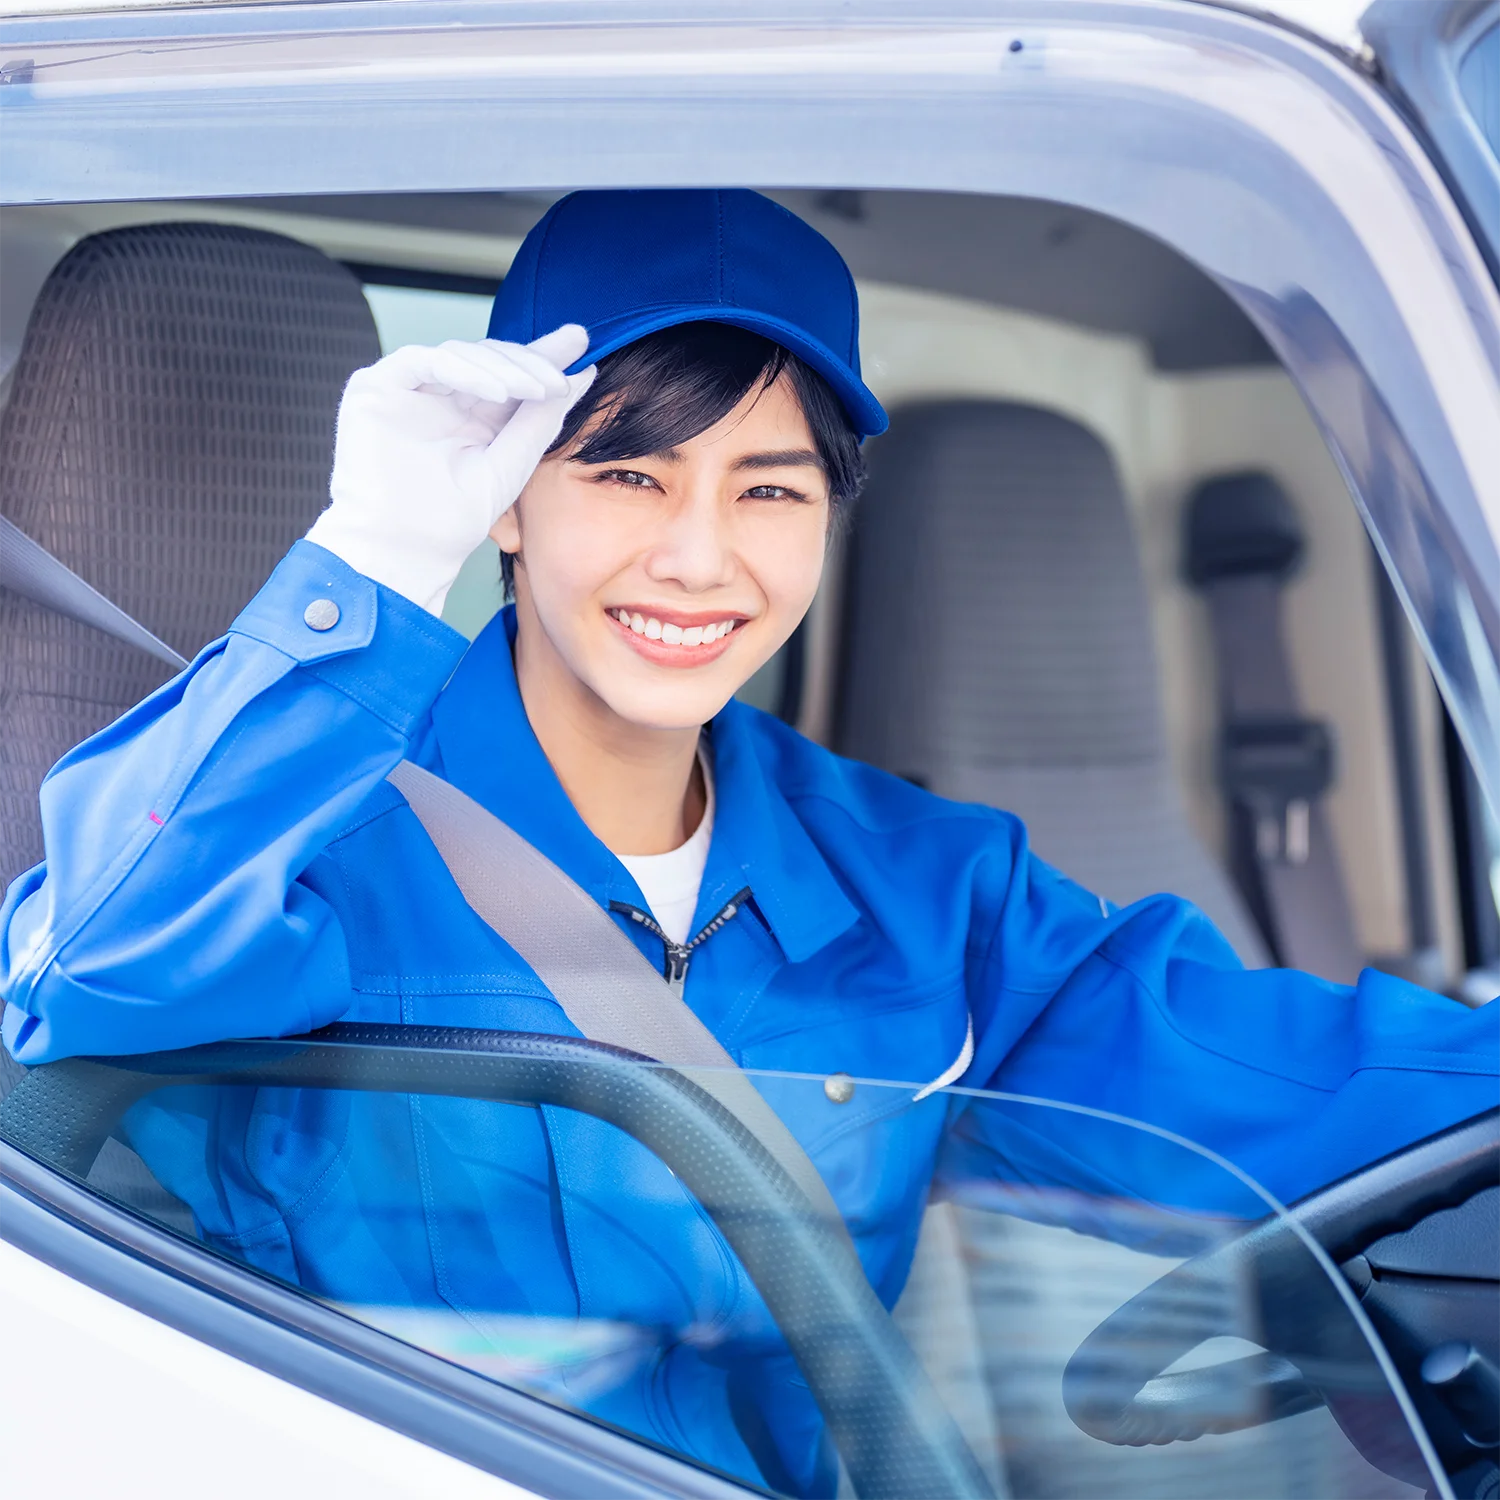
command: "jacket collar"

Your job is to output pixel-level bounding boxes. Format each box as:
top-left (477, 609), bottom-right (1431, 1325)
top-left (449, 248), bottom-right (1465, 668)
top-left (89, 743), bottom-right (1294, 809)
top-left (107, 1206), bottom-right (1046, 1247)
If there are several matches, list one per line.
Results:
top-left (426, 607), bottom-right (858, 963)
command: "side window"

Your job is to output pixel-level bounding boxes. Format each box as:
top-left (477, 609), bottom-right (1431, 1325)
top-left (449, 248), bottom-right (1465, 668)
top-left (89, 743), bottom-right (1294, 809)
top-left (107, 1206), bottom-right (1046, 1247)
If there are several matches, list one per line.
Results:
top-left (0, 1041), bottom-right (1457, 1500)
top-left (13, 187), bottom-right (1487, 1464)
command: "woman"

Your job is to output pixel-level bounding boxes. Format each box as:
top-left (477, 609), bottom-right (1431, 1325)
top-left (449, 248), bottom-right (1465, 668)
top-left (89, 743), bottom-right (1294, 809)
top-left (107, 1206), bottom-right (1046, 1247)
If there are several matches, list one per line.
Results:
top-left (2, 189), bottom-right (1495, 1494)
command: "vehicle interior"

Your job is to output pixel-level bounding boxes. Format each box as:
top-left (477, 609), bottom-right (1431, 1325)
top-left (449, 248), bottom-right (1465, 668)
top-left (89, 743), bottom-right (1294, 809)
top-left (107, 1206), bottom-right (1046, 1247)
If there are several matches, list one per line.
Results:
top-left (1, 188), bottom-right (1497, 1499)
top-left (5, 187), bottom-right (1497, 992)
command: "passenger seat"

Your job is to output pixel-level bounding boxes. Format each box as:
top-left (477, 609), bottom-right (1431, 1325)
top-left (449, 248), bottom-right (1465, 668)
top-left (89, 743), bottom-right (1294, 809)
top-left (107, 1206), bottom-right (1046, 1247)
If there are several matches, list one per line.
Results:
top-left (836, 399), bottom-right (1269, 967)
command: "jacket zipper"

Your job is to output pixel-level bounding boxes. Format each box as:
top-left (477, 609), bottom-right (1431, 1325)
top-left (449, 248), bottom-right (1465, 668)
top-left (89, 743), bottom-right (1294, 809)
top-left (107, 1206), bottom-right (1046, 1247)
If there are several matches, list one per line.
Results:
top-left (610, 886), bottom-right (753, 994)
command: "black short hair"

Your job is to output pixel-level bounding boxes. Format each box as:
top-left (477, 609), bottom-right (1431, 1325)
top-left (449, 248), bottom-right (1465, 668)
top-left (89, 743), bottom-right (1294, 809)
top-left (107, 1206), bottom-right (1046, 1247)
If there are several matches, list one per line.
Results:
top-left (499, 321), bottom-right (865, 598)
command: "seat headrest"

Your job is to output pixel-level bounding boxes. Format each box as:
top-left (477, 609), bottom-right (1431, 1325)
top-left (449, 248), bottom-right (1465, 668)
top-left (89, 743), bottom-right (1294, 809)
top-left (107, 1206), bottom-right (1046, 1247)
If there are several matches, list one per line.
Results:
top-left (1184, 471), bottom-right (1304, 586)
top-left (0, 220), bottom-right (381, 654)
top-left (0, 220), bottom-right (382, 885)
top-left (837, 400), bottom-right (1162, 774)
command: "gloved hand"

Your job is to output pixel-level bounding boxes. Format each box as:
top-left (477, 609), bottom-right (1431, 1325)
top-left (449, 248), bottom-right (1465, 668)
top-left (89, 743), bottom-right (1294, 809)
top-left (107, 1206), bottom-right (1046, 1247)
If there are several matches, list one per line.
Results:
top-left (307, 324), bottom-right (594, 616)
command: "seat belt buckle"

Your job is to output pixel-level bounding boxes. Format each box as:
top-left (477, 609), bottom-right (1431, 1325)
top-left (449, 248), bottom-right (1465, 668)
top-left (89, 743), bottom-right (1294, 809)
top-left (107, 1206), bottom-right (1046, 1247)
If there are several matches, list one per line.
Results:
top-left (1220, 716), bottom-right (1335, 866)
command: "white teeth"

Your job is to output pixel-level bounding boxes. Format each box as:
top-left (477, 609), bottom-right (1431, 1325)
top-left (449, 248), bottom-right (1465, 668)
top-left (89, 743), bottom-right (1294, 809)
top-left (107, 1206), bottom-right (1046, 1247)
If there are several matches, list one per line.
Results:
top-left (614, 612), bottom-right (739, 645)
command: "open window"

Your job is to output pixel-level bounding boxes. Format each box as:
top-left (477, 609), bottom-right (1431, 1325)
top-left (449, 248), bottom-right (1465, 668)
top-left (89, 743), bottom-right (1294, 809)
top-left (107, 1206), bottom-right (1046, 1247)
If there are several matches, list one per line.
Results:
top-left (2, 3), bottom-right (1498, 1498)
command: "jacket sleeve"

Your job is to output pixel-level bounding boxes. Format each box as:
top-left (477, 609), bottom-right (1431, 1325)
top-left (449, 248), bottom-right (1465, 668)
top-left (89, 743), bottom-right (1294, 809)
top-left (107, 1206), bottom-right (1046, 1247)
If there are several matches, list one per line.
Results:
top-left (947, 817), bottom-right (1499, 1216)
top-left (0, 541), bottom-right (468, 1064)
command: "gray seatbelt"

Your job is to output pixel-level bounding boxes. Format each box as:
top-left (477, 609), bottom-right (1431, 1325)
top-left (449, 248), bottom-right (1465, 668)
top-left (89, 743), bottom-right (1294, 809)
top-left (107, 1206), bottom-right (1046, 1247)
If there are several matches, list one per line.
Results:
top-left (386, 757), bottom-right (848, 1229)
top-left (1185, 475), bottom-right (1362, 984)
top-left (0, 514), bottom-right (187, 671)
top-left (0, 520), bottom-right (185, 1098)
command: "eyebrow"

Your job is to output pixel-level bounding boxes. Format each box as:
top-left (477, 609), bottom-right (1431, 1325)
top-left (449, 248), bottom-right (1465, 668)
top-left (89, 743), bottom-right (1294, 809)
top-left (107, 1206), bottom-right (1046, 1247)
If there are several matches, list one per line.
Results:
top-left (573, 445), bottom-right (825, 471)
top-left (730, 448), bottom-right (825, 473)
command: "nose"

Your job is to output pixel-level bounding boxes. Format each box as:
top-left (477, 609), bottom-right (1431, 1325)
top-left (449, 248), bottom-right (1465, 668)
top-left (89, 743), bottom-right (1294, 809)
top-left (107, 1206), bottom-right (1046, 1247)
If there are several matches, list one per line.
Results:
top-left (642, 483), bottom-right (737, 593)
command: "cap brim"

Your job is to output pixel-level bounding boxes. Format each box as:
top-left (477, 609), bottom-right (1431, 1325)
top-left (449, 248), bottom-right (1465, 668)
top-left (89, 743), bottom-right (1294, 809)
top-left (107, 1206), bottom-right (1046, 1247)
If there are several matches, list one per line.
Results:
top-left (567, 305), bottom-right (888, 438)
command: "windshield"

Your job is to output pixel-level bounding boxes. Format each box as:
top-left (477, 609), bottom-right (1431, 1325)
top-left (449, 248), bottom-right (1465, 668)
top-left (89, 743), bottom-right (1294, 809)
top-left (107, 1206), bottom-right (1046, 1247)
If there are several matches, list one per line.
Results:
top-left (0, 1040), bottom-right (1448, 1499)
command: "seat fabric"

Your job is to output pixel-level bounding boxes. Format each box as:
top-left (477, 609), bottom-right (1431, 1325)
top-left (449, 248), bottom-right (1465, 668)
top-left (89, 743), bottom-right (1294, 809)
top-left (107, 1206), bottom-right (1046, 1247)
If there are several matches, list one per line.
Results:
top-left (0, 221), bottom-right (381, 889)
top-left (836, 399), bottom-right (1268, 967)
top-left (0, 222), bottom-right (379, 1123)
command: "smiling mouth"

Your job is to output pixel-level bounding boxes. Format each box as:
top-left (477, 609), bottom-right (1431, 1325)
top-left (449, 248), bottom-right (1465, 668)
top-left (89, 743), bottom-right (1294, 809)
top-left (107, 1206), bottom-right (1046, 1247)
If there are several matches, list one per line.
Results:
top-left (606, 606), bottom-right (745, 666)
top-left (609, 608), bottom-right (741, 646)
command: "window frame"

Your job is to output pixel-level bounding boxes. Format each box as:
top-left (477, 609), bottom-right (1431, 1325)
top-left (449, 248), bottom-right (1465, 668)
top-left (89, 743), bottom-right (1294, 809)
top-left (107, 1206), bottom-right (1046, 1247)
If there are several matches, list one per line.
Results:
top-left (1362, 0), bottom-right (1500, 287)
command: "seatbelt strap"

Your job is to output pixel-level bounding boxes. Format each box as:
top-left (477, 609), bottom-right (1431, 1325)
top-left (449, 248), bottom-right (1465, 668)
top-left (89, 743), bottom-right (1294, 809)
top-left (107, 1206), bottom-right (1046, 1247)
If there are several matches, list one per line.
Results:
top-left (0, 515), bottom-right (189, 1098)
top-left (1186, 476), bottom-right (1362, 984)
top-left (386, 757), bottom-right (849, 1232)
top-left (0, 514), bottom-right (188, 671)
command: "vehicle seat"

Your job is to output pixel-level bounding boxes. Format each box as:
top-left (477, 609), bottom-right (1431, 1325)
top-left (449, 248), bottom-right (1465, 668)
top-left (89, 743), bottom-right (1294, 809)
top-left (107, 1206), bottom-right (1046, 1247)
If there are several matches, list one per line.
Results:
top-left (0, 221), bottom-right (381, 888)
top-left (0, 222), bottom-right (381, 1131)
top-left (836, 399), bottom-right (1269, 967)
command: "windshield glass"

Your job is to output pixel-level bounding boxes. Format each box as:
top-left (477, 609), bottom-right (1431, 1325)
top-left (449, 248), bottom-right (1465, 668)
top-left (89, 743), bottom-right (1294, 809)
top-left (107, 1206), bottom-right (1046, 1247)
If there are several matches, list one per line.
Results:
top-left (0, 1041), bottom-right (1446, 1499)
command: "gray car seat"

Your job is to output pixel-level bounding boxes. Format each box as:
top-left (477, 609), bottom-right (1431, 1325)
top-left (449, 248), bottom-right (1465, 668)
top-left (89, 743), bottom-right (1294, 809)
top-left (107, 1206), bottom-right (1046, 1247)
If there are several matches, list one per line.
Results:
top-left (0, 221), bottom-right (381, 886)
top-left (836, 400), bottom-right (1269, 967)
top-left (0, 223), bottom-right (381, 1184)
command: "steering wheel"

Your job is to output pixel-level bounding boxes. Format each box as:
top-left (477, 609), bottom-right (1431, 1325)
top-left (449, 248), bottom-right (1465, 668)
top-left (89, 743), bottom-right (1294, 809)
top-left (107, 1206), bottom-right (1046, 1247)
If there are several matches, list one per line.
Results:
top-left (0, 1023), bottom-right (992, 1500)
top-left (1062, 1109), bottom-right (1498, 1477)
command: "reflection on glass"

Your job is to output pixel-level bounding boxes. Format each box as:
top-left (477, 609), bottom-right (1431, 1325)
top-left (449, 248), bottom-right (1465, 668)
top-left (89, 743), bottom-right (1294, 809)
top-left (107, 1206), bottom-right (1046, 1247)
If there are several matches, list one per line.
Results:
top-left (3, 1044), bottom-right (1442, 1499)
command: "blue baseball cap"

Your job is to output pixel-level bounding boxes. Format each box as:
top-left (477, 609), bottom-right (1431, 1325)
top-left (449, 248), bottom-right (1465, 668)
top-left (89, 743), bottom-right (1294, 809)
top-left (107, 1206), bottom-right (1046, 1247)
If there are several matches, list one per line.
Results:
top-left (488, 188), bottom-right (888, 437)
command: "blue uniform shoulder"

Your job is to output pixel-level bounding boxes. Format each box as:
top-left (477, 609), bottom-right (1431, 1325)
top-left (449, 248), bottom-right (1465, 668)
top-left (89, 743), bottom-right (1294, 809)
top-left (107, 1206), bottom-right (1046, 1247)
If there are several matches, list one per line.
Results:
top-left (327, 776), bottom-right (410, 845)
top-left (728, 700), bottom-right (1016, 841)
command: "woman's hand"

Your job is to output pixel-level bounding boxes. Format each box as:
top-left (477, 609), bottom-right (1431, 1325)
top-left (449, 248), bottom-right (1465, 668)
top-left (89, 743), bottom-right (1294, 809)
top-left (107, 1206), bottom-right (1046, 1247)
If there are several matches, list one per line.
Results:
top-left (307, 324), bottom-right (595, 615)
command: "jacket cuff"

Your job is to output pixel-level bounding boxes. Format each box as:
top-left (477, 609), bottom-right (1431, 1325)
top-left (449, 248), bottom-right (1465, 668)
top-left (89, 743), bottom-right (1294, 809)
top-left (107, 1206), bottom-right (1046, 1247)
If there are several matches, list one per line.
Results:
top-left (230, 540), bottom-right (468, 736)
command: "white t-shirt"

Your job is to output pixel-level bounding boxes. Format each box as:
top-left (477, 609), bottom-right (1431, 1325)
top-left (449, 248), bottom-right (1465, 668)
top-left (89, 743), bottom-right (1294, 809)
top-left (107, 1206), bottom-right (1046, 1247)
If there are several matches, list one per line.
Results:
top-left (616, 752), bottom-right (715, 946)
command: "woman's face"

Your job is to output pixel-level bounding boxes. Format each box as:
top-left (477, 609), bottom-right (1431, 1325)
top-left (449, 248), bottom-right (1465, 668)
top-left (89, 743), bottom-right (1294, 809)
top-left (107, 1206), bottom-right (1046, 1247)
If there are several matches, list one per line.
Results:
top-left (492, 372), bottom-right (830, 731)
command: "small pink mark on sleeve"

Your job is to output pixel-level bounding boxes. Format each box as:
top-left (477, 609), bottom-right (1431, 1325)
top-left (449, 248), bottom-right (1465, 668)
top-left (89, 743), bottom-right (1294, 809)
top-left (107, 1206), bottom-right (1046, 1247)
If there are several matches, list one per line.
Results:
top-left (148, 811), bottom-right (164, 826)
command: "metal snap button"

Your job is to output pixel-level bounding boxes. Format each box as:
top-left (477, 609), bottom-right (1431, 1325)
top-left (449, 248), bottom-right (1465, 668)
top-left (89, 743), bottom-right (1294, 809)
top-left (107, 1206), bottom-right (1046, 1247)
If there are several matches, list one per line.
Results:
top-left (303, 598), bottom-right (340, 632)
top-left (824, 1072), bottom-right (855, 1105)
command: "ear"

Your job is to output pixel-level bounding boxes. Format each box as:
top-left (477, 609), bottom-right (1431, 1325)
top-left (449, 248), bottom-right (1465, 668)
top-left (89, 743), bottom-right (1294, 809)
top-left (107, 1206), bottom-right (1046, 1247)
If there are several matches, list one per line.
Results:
top-left (490, 504), bottom-right (521, 555)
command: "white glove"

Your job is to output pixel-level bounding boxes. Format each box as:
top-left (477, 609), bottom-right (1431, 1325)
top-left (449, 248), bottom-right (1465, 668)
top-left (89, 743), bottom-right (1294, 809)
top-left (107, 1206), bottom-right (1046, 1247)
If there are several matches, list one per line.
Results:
top-left (307, 324), bottom-right (595, 616)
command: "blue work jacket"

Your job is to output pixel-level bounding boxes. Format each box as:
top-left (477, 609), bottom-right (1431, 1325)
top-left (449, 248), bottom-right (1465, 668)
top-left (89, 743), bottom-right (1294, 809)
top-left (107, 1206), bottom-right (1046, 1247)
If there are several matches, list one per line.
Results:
top-left (3, 541), bottom-right (1497, 1494)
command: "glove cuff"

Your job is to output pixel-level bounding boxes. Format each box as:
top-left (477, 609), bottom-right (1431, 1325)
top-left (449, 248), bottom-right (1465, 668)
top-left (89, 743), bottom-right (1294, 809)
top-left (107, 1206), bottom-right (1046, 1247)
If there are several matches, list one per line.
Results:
top-left (304, 510), bottom-right (459, 618)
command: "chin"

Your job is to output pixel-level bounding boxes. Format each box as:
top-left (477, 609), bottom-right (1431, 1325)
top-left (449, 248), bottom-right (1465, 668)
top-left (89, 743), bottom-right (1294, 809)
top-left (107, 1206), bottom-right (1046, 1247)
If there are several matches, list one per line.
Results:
top-left (595, 675), bottom-right (740, 733)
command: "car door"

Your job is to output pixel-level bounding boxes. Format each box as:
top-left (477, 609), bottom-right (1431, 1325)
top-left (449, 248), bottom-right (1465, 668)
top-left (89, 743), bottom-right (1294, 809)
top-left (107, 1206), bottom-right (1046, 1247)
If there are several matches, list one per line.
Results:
top-left (1, 2), bottom-right (1497, 1497)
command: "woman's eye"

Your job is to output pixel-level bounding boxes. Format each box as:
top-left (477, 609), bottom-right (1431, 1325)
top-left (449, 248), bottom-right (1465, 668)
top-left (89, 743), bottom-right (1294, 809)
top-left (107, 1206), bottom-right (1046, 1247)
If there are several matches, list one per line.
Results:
top-left (598, 469), bottom-right (658, 490)
top-left (743, 484), bottom-right (804, 501)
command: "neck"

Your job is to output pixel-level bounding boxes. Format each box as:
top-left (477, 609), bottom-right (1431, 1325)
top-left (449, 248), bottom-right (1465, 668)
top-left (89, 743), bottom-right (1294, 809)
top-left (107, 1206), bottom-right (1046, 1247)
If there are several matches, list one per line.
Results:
top-left (511, 599), bottom-right (705, 857)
